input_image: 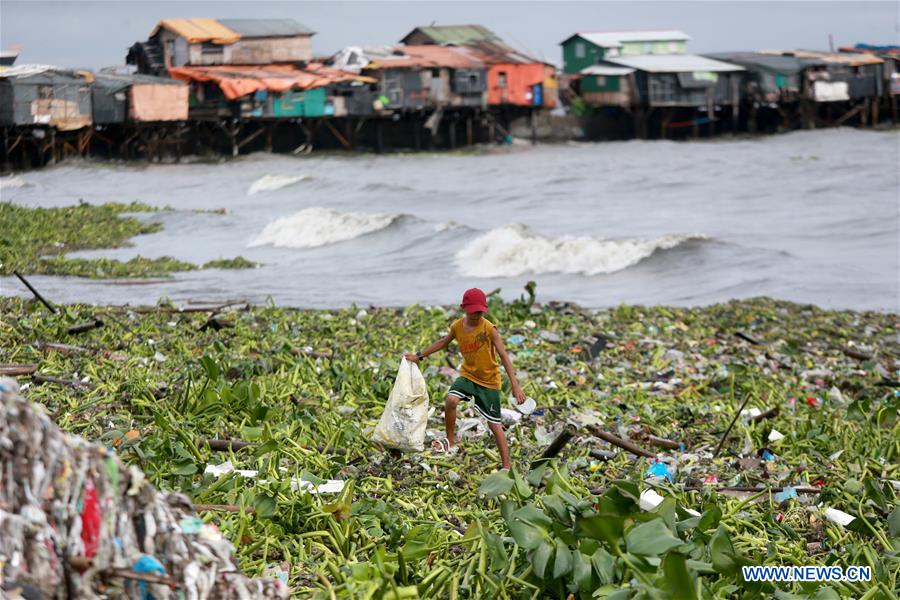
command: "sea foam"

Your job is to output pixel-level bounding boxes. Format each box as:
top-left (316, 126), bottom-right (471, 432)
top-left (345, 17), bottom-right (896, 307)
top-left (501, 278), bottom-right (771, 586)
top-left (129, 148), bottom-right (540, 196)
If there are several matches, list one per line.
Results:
top-left (247, 174), bottom-right (313, 195)
top-left (250, 207), bottom-right (402, 249)
top-left (455, 224), bottom-right (706, 277)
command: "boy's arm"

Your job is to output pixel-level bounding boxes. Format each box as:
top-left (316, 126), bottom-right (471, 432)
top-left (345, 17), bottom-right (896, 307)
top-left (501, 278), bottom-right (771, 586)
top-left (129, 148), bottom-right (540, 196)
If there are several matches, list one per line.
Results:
top-left (492, 328), bottom-right (526, 404)
top-left (404, 330), bottom-right (455, 363)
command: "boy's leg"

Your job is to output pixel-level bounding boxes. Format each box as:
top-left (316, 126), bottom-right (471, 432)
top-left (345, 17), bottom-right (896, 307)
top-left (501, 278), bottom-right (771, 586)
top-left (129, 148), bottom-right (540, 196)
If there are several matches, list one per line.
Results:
top-left (444, 394), bottom-right (459, 446)
top-left (488, 422), bottom-right (511, 470)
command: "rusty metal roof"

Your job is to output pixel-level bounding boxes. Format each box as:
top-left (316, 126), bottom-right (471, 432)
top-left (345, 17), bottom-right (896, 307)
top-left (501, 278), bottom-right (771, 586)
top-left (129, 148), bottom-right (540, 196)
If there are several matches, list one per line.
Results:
top-left (757, 49), bottom-right (883, 67)
top-left (462, 40), bottom-right (541, 65)
top-left (400, 25), bottom-right (501, 45)
top-left (368, 45), bottom-right (485, 69)
top-left (218, 19), bottom-right (314, 38)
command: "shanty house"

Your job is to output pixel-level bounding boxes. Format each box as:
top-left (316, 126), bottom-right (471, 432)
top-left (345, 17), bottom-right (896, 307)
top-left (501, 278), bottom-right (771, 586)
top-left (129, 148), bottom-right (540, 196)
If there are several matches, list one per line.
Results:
top-left (0, 66), bottom-right (92, 130)
top-left (127, 18), bottom-right (315, 76)
top-left (561, 30), bottom-right (690, 74)
top-left (704, 52), bottom-right (809, 103)
top-left (397, 24), bottom-right (557, 108)
top-left (92, 72), bottom-right (188, 124)
top-left (756, 50), bottom-right (884, 101)
top-left (333, 45), bottom-right (487, 111)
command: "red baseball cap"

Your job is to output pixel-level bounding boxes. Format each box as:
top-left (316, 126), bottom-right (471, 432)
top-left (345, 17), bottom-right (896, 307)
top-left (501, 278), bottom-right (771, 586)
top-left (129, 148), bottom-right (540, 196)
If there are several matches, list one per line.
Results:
top-left (461, 288), bottom-right (488, 313)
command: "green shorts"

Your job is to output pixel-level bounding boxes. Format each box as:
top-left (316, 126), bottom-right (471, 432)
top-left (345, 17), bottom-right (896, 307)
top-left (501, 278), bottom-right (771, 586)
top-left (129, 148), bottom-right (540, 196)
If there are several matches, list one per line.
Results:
top-left (449, 377), bottom-right (501, 424)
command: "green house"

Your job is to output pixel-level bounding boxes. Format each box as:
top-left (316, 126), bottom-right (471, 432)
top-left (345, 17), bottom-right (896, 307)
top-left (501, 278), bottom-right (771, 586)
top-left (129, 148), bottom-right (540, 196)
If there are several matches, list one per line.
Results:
top-left (560, 30), bottom-right (690, 74)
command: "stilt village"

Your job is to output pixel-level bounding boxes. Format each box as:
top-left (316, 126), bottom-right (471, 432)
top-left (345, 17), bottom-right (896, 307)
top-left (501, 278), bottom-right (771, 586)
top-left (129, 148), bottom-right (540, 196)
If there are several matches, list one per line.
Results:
top-left (1, 18), bottom-right (897, 170)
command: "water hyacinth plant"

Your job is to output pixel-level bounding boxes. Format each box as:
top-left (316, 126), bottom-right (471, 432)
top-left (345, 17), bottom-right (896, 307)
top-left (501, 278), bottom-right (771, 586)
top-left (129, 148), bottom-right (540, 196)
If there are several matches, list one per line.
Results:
top-left (0, 288), bottom-right (896, 598)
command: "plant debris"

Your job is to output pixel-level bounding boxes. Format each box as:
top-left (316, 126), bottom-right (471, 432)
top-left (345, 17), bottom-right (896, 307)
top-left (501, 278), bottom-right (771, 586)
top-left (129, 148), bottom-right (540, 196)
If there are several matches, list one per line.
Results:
top-left (0, 291), bottom-right (897, 598)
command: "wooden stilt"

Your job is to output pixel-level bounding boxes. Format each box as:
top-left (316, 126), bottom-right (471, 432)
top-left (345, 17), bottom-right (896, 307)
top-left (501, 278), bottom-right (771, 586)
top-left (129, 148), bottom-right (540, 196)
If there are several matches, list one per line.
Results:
top-left (449, 117), bottom-right (456, 149)
top-left (413, 118), bottom-right (421, 150)
top-left (466, 114), bottom-right (473, 146)
top-left (376, 119), bottom-right (384, 153)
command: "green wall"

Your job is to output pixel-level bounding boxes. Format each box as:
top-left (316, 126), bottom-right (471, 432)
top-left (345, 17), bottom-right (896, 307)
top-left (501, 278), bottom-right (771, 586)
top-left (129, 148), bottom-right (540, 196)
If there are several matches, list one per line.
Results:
top-left (582, 74), bottom-right (621, 93)
top-left (562, 37), bottom-right (605, 74)
top-left (272, 87), bottom-right (327, 117)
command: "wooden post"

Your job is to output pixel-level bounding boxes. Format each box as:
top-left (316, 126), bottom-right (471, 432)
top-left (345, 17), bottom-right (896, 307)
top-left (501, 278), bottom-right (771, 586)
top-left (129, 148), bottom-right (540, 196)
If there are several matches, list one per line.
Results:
top-left (376, 119), bottom-right (384, 153)
top-left (731, 76), bottom-right (740, 133)
top-left (265, 122), bottom-right (273, 152)
top-left (872, 95), bottom-right (879, 127)
top-left (488, 117), bottom-right (495, 143)
top-left (530, 109), bottom-right (537, 145)
top-left (449, 117), bottom-right (456, 149)
top-left (466, 114), bottom-right (473, 146)
top-left (707, 90), bottom-right (715, 137)
top-left (48, 128), bottom-right (56, 166)
top-left (413, 117), bottom-right (421, 150)
top-left (692, 109), bottom-right (699, 139)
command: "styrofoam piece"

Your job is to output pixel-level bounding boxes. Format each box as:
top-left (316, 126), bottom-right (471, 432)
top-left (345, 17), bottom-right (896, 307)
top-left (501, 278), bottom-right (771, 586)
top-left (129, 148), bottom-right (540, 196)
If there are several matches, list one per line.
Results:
top-left (292, 479), bottom-right (345, 494)
top-left (741, 407), bottom-right (762, 419)
top-left (823, 507), bottom-right (855, 526)
top-left (768, 429), bottom-right (785, 442)
top-left (639, 488), bottom-right (665, 511)
top-left (204, 461), bottom-right (258, 478)
top-left (510, 395), bottom-right (537, 415)
top-left (684, 508), bottom-right (702, 517)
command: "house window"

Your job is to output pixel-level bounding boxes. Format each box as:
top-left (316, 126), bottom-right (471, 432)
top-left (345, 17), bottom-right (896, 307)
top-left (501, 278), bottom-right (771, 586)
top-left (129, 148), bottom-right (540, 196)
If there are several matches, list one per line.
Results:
top-left (498, 71), bottom-right (507, 88)
top-left (431, 68), bottom-right (440, 77)
top-left (596, 76), bottom-right (606, 86)
top-left (649, 75), bottom-right (676, 102)
top-left (201, 42), bottom-right (223, 56)
top-left (575, 42), bottom-right (586, 58)
top-left (468, 72), bottom-right (480, 87)
top-left (37, 84), bottom-right (54, 99)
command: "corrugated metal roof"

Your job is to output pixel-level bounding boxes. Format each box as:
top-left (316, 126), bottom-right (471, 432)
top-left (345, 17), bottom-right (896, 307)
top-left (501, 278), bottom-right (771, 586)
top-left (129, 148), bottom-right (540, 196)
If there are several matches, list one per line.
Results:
top-left (704, 52), bottom-right (812, 74)
top-left (0, 64), bottom-right (93, 80)
top-left (402, 25), bottom-right (501, 45)
top-left (580, 65), bottom-right (635, 76)
top-left (151, 19), bottom-right (240, 44)
top-left (95, 72), bottom-right (185, 92)
top-left (567, 30), bottom-right (691, 48)
top-left (605, 54), bottom-right (743, 73)
top-left (368, 45), bottom-right (485, 69)
top-left (757, 49), bottom-right (883, 67)
top-left (218, 18), bottom-right (314, 38)
top-left (168, 64), bottom-right (373, 100)
top-left (463, 40), bottom-right (540, 65)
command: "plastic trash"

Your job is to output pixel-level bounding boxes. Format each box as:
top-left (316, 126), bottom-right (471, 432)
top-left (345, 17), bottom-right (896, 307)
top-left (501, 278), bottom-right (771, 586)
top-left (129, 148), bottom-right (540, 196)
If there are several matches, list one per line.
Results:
top-left (639, 488), bottom-right (665, 510)
top-left (180, 517), bottom-right (204, 535)
top-left (511, 395), bottom-right (537, 415)
top-left (133, 554), bottom-right (167, 600)
top-left (372, 358), bottom-right (429, 452)
top-left (760, 449), bottom-right (776, 462)
top-left (500, 407), bottom-right (523, 422)
top-left (80, 478), bottom-right (101, 558)
top-left (539, 331), bottom-right (562, 343)
top-left (774, 487), bottom-right (797, 503)
top-left (805, 396), bottom-right (823, 409)
top-left (644, 460), bottom-right (673, 482)
top-left (506, 334), bottom-right (527, 345)
top-left (768, 429), bottom-right (785, 441)
top-left (823, 507), bottom-right (856, 526)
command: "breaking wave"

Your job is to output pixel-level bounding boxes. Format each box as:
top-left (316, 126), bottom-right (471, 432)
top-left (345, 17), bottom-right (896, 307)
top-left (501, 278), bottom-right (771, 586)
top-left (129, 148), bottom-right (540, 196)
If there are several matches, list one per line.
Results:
top-left (249, 207), bottom-right (404, 249)
top-left (455, 224), bottom-right (707, 277)
top-left (0, 176), bottom-right (30, 190)
top-left (247, 174), bottom-right (313, 195)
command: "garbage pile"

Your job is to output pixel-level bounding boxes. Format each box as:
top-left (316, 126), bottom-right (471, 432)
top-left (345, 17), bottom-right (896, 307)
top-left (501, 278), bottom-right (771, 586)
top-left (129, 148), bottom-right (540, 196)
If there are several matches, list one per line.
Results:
top-left (0, 377), bottom-right (289, 599)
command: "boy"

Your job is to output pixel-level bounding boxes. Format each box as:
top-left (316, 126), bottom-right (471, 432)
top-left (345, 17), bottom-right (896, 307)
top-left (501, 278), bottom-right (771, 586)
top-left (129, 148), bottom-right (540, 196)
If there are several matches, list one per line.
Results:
top-left (405, 288), bottom-right (526, 470)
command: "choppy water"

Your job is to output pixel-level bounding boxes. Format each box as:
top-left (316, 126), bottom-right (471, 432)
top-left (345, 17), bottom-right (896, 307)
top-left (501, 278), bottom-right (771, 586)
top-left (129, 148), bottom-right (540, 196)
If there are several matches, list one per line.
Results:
top-left (2, 128), bottom-right (898, 310)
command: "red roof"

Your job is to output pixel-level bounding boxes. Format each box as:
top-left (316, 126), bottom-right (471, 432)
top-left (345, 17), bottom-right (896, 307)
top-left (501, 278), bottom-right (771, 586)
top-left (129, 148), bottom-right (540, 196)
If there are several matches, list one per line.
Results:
top-left (168, 64), bottom-right (373, 100)
top-left (368, 45), bottom-right (484, 69)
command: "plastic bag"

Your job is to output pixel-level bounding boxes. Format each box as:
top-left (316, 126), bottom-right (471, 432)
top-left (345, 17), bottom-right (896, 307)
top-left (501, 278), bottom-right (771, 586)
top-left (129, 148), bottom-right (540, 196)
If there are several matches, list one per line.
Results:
top-left (372, 359), bottom-right (429, 452)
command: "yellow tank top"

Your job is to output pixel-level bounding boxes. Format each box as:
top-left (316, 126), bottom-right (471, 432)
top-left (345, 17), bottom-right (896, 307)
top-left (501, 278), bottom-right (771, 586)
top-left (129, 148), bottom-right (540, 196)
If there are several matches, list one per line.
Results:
top-left (451, 317), bottom-right (501, 389)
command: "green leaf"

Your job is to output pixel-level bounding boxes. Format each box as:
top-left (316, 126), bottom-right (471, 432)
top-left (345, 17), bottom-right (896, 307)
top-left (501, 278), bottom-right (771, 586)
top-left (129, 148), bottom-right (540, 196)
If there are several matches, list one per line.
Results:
top-left (811, 587), bottom-right (840, 600)
top-left (698, 503), bottom-right (723, 531)
top-left (479, 470), bottom-right (514, 498)
top-left (484, 531), bottom-right (509, 572)
top-left (172, 460), bottom-right (197, 475)
top-left (241, 425), bottom-right (263, 441)
top-left (573, 550), bottom-right (593, 590)
top-left (591, 548), bottom-right (616, 584)
top-left (253, 494), bottom-right (277, 518)
top-left (504, 505), bottom-right (550, 550)
top-left (542, 494), bottom-right (571, 525)
top-left (625, 518), bottom-right (683, 556)
top-left (513, 469), bottom-right (533, 498)
top-left (864, 478), bottom-right (889, 513)
top-left (253, 439), bottom-right (279, 459)
top-left (662, 552), bottom-right (696, 600)
top-left (532, 540), bottom-right (554, 579)
top-left (553, 540), bottom-right (573, 579)
top-left (200, 355), bottom-right (219, 381)
top-left (888, 506), bottom-right (900, 538)
top-left (709, 525), bottom-right (739, 574)
top-left (578, 514), bottom-right (625, 549)
top-left (527, 463), bottom-right (548, 487)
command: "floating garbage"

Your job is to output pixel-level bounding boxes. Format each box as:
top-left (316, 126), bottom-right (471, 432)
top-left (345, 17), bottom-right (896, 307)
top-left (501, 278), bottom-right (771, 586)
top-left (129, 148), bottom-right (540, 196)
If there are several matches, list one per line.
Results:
top-left (510, 395), bottom-right (537, 415)
top-left (0, 378), bottom-right (288, 598)
top-left (823, 507), bottom-right (856, 527)
top-left (506, 334), bottom-right (527, 345)
top-left (768, 429), bottom-right (785, 442)
top-left (644, 460), bottom-right (674, 482)
top-left (639, 488), bottom-right (665, 510)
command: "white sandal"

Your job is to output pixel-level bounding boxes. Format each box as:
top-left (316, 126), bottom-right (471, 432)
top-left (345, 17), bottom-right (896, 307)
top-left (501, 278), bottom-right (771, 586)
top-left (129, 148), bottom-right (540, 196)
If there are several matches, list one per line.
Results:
top-left (431, 437), bottom-right (460, 455)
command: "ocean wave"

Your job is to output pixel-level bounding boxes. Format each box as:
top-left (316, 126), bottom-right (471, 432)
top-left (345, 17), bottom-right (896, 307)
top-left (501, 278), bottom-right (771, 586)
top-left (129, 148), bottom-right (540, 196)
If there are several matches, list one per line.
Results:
top-left (455, 224), bottom-right (707, 278)
top-left (0, 176), bottom-right (30, 190)
top-left (247, 174), bottom-right (313, 195)
top-left (249, 207), bottom-right (403, 249)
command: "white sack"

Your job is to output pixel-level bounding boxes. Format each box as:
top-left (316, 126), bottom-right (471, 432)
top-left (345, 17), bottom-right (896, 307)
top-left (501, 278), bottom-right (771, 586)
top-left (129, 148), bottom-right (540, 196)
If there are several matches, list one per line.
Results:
top-left (372, 358), bottom-right (429, 452)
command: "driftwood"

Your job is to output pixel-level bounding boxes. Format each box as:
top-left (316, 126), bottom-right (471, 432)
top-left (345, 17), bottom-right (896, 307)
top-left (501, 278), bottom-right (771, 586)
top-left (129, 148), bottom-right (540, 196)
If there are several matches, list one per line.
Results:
top-left (531, 425), bottom-right (575, 467)
top-left (14, 270), bottom-right (57, 313)
top-left (735, 331), bottom-right (762, 345)
top-left (35, 341), bottom-right (88, 355)
top-left (203, 438), bottom-right (252, 451)
top-left (713, 395), bottom-right (752, 459)
top-left (32, 374), bottom-right (95, 389)
top-left (587, 426), bottom-right (655, 458)
top-left (843, 347), bottom-right (873, 361)
top-left (105, 301), bottom-right (249, 315)
top-left (647, 435), bottom-right (681, 450)
top-left (193, 503), bottom-right (256, 514)
top-left (0, 364), bottom-right (38, 376)
top-left (201, 317), bottom-right (235, 332)
top-left (589, 449), bottom-right (618, 461)
top-left (68, 318), bottom-right (104, 335)
top-left (748, 406), bottom-right (780, 422)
